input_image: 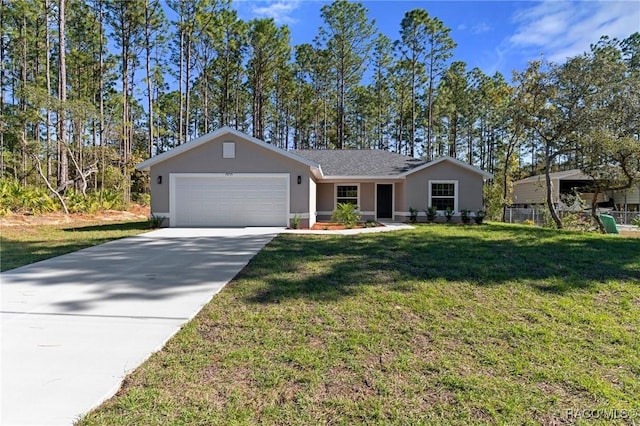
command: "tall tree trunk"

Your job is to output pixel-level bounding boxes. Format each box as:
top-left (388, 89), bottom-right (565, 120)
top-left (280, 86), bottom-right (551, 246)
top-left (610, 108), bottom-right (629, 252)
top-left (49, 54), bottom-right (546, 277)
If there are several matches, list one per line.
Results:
top-left (58, 0), bottom-right (69, 191)
top-left (0, 0), bottom-right (4, 175)
top-left (125, 43), bottom-right (136, 204)
top-left (467, 122), bottom-right (473, 165)
top-left (337, 70), bottom-right (345, 149)
top-left (145, 0), bottom-right (153, 157)
top-left (409, 58), bottom-right (416, 157)
top-left (98, 0), bottom-right (105, 191)
top-left (590, 188), bottom-right (606, 233)
top-left (120, 1), bottom-right (131, 204)
top-left (544, 144), bottom-right (563, 229)
top-left (425, 54), bottom-right (435, 161)
top-left (449, 114), bottom-right (457, 157)
top-left (203, 69), bottom-right (209, 133)
top-left (45, 0), bottom-right (53, 181)
top-left (20, 15), bottom-right (28, 185)
top-left (178, 12), bottom-right (184, 144)
top-left (185, 33), bottom-right (191, 142)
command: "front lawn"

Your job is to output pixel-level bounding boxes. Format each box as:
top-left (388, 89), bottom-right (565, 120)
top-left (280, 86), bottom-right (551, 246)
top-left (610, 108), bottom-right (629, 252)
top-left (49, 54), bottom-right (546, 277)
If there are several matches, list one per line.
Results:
top-left (79, 224), bottom-right (640, 425)
top-left (1, 217), bottom-right (150, 271)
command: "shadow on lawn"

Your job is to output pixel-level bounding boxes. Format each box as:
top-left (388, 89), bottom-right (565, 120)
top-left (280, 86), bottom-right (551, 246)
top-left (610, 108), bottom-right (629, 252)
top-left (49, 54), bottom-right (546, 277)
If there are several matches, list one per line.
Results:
top-left (244, 224), bottom-right (640, 303)
top-left (0, 221), bottom-right (151, 272)
top-left (63, 220), bottom-right (150, 233)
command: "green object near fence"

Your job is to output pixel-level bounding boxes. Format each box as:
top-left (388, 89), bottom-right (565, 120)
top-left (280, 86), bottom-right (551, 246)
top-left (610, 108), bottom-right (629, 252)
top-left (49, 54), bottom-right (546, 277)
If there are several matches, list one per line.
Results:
top-left (599, 214), bottom-right (619, 234)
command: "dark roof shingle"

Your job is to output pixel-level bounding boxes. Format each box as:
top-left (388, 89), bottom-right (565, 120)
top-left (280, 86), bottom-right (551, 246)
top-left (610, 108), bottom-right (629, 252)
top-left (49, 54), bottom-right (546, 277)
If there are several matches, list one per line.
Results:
top-left (292, 149), bottom-right (426, 176)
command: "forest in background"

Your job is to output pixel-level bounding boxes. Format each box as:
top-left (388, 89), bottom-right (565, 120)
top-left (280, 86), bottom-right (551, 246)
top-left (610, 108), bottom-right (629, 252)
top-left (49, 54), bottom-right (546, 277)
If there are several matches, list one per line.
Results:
top-left (1, 0), bottom-right (639, 228)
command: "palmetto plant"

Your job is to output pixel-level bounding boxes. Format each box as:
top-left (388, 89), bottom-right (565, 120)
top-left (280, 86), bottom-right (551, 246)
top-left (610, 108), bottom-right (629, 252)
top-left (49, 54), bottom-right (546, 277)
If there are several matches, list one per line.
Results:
top-left (332, 203), bottom-right (361, 228)
top-left (0, 179), bottom-right (58, 215)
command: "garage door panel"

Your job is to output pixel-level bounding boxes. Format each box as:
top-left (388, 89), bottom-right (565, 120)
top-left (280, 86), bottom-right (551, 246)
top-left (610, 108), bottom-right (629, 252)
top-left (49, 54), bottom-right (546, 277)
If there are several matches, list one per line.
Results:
top-left (172, 175), bottom-right (289, 227)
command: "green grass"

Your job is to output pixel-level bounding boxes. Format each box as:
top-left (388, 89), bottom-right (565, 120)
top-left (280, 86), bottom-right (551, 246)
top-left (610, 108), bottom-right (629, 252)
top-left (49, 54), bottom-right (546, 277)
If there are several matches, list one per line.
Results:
top-left (74, 223), bottom-right (638, 424)
top-left (0, 220), bottom-right (150, 271)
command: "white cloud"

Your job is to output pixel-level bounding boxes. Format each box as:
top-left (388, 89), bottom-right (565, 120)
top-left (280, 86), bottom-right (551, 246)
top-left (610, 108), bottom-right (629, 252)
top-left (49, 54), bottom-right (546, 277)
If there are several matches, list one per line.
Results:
top-left (250, 1), bottom-right (301, 25)
top-left (508, 1), bottom-right (640, 62)
top-left (471, 22), bottom-right (491, 35)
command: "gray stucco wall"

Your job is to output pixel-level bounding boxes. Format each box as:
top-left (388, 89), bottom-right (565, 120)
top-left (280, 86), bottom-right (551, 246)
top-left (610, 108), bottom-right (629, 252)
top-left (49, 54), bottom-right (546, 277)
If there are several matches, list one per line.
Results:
top-left (395, 181), bottom-right (406, 217)
top-left (315, 181), bottom-right (392, 222)
top-left (360, 183), bottom-right (375, 212)
top-left (402, 161), bottom-right (485, 214)
top-left (316, 183), bottom-right (334, 212)
top-left (149, 133), bottom-right (313, 220)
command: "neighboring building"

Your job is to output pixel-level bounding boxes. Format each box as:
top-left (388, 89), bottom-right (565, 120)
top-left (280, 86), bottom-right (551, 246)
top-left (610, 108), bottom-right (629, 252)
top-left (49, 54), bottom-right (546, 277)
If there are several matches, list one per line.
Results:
top-left (512, 169), bottom-right (639, 211)
top-left (136, 127), bottom-right (493, 227)
top-left (611, 186), bottom-right (640, 212)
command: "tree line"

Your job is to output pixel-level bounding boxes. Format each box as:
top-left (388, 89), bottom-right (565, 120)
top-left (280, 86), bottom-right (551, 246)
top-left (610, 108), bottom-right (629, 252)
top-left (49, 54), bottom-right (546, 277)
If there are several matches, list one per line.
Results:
top-left (1, 0), bottom-right (639, 229)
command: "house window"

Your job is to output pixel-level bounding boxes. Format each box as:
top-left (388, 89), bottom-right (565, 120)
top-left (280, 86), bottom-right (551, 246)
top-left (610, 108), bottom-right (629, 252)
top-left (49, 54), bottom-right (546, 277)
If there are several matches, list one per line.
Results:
top-left (336, 185), bottom-right (358, 206)
top-left (223, 142), bottom-right (235, 158)
top-left (429, 181), bottom-right (457, 211)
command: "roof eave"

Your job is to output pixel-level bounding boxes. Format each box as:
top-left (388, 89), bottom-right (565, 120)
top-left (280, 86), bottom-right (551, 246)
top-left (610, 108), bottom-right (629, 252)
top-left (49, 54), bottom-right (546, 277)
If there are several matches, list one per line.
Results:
top-left (319, 175), bottom-right (406, 181)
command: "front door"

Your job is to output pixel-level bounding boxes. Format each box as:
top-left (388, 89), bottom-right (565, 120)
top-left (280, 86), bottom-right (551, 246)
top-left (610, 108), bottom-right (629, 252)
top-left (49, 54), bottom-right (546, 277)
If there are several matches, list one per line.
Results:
top-left (376, 184), bottom-right (393, 219)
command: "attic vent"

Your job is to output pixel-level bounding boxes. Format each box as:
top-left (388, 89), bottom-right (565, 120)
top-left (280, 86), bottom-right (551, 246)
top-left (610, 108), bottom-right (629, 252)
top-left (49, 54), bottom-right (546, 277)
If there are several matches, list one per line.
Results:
top-left (223, 142), bottom-right (235, 158)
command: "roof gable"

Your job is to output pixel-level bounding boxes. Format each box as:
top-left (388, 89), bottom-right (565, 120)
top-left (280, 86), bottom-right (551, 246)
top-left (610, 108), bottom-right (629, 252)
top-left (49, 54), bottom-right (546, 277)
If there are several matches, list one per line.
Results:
top-left (402, 156), bottom-right (494, 179)
top-left (135, 127), bottom-right (320, 172)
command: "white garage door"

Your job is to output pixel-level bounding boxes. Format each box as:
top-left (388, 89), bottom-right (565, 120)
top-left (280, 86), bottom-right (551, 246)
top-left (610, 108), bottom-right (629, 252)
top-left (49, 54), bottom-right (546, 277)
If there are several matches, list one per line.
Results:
top-left (171, 174), bottom-right (289, 227)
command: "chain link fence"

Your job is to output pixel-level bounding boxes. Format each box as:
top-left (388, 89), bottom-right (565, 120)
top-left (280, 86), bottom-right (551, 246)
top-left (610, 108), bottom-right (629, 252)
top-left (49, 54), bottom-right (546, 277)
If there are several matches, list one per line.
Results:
top-left (607, 211), bottom-right (640, 225)
top-left (505, 207), bottom-right (639, 226)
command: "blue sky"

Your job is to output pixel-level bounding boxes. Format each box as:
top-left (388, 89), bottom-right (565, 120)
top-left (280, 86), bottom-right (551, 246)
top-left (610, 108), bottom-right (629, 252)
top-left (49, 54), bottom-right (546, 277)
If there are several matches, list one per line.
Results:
top-left (233, 0), bottom-right (640, 79)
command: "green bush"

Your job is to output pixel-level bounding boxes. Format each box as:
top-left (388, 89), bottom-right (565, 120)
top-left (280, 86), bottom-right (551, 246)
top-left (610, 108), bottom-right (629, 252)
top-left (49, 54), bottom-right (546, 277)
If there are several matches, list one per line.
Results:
top-left (444, 207), bottom-right (454, 222)
top-left (474, 209), bottom-right (486, 225)
top-left (65, 189), bottom-right (125, 214)
top-left (147, 213), bottom-right (164, 229)
top-left (631, 217), bottom-right (640, 227)
top-left (0, 179), bottom-right (128, 215)
top-left (133, 192), bottom-right (151, 206)
top-left (291, 214), bottom-right (301, 229)
top-left (425, 206), bottom-right (438, 223)
top-left (563, 212), bottom-right (595, 232)
top-left (65, 189), bottom-right (88, 213)
top-left (460, 209), bottom-right (471, 224)
top-left (332, 202), bottom-right (361, 229)
top-left (0, 179), bottom-right (59, 215)
top-left (409, 207), bottom-right (418, 223)
top-left (95, 190), bottom-right (124, 211)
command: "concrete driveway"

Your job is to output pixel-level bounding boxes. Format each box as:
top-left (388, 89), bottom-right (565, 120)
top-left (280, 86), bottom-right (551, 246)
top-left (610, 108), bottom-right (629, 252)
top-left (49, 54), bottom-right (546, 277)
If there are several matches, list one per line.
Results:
top-left (1, 227), bottom-right (281, 425)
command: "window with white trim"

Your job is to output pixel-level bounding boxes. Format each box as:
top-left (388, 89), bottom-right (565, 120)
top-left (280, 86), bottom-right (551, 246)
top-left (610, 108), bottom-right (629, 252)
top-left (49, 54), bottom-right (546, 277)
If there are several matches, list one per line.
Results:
top-left (336, 185), bottom-right (358, 206)
top-left (429, 181), bottom-right (457, 211)
top-left (223, 142), bottom-right (235, 158)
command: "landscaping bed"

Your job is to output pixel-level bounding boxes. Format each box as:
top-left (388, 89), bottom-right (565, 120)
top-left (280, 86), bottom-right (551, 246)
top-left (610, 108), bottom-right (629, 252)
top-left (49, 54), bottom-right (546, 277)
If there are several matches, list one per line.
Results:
top-left (309, 221), bottom-right (383, 231)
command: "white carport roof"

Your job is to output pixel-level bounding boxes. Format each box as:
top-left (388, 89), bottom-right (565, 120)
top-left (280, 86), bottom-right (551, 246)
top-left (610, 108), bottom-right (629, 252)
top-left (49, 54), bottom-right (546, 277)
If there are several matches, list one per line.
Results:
top-left (515, 169), bottom-right (591, 184)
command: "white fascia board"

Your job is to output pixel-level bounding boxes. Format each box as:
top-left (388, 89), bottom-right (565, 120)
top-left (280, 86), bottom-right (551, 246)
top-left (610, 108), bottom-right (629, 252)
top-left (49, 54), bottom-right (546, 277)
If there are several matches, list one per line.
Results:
top-left (320, 176), bottom-right (404, 182)
top-left (136, 126), bottom-right (321, 172)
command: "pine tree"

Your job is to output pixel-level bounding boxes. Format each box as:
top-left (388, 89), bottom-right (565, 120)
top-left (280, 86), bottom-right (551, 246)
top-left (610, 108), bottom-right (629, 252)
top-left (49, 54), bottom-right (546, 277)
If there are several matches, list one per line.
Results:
top-left (316, 0), bottom-right (375, 149)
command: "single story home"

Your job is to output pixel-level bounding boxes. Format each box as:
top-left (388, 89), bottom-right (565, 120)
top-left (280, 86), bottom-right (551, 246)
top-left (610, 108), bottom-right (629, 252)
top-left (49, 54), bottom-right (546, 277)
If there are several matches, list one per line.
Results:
top-left (135, 127), bottom-right (493, 227)
top-left (512, 169), bottom-right (640, 211)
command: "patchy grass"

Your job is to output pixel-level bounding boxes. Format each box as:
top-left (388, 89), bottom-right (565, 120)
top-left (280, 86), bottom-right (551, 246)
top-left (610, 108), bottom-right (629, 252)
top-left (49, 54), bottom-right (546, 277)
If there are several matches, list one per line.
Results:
top-left (1, 219), bottom-right (150, 271)
top-left (78, 223), bottom-right (640, 425)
